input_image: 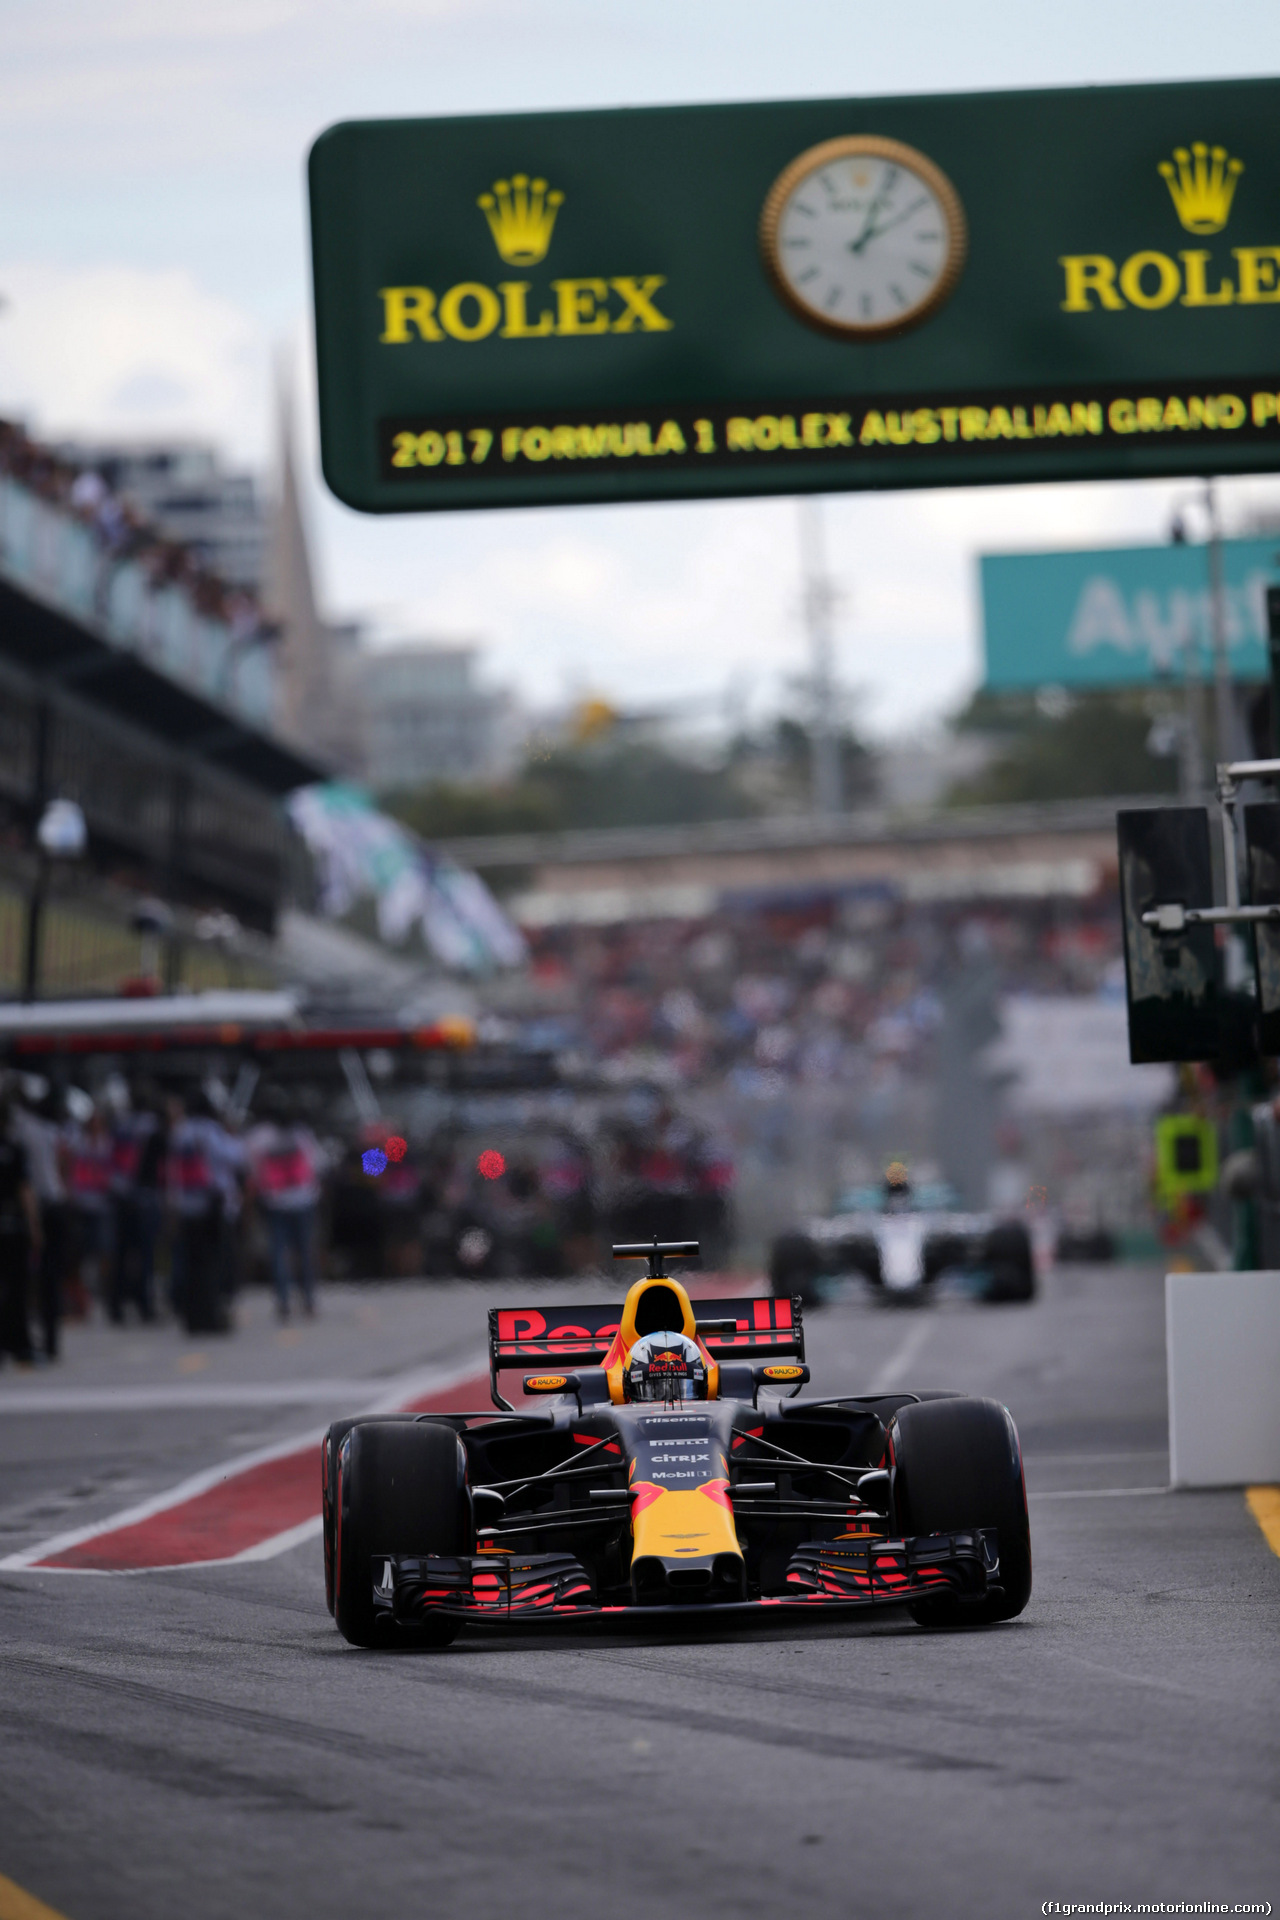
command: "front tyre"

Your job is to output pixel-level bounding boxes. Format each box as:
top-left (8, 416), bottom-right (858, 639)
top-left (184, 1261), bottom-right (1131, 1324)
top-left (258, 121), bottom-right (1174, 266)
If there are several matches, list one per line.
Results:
top-left (890, 1396), bottom-right (1032, 1626)
top-left (334, 1420), bottom-right (472, 1649)
top-left (322, 1411), bottom-right (422, 1614)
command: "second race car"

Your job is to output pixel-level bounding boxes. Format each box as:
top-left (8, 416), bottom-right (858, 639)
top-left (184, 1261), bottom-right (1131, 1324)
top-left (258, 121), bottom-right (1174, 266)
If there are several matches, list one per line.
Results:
top-left (770, 1161), bottom-right (1036, 1306)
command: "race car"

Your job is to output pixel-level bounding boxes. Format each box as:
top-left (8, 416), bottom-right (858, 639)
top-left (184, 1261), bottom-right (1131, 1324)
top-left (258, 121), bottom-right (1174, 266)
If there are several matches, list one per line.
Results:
top-left (770, 1162), bottom-right (1036, 1306)
top-left (321, 1240), bottom-right (1032, 1645)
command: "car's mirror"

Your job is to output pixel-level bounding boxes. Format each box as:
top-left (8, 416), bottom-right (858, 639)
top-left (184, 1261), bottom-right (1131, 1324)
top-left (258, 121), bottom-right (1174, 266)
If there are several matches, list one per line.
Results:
top-left (752, 1362), bottom-right (810, 1402)
top-left (522, 1371), bottom-right (582, 1411)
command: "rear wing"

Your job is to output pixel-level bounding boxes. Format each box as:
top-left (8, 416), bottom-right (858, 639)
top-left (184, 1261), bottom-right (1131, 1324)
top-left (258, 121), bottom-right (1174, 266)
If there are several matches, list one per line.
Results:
top-left (487, 1297), bottom-right (804, 1408)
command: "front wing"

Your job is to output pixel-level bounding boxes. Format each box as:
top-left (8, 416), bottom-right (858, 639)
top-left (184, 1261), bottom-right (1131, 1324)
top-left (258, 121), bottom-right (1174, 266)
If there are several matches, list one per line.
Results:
top-left (372, 1528), bottom-right (1001, 1627)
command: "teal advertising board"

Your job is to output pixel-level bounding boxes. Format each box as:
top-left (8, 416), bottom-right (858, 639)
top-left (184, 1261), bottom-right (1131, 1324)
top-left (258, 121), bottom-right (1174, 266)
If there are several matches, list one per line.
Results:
top-left (981, 537), bottom-right (1280, 690)
top-left (309, 79), bottom-right (1280, 513)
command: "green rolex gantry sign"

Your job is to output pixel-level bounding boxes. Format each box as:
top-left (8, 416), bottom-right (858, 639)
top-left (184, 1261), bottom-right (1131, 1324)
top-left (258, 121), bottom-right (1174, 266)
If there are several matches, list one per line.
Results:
top-left (309, 77), bottom-right (1280, 513)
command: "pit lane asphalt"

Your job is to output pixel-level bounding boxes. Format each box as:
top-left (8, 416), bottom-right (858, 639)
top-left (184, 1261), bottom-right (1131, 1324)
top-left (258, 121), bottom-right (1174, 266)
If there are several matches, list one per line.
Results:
top-left (1, 1267), bottom-right (1276, 1920)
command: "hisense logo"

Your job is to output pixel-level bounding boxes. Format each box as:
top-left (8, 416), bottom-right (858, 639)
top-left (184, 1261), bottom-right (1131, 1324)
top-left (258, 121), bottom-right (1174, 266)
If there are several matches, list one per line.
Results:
top-left (1158, 143), bottom-right (1244, 235)
top-left (477, 174), bottom-right (564, 265)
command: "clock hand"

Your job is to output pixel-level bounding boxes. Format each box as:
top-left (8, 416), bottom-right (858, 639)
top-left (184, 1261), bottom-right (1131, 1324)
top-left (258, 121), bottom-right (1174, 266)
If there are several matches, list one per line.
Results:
top-left (848, 193), bottom-right (930, 255)
top-left (844, 175), bottom-right (899, 255)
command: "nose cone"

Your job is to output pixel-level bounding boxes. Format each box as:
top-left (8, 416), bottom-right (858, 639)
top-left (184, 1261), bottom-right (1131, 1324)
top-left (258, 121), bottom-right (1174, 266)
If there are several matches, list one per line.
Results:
top-left (629, 1484), bottom-right (744, 1602)
top-left (631, 1548), bottom-right (746, 1604)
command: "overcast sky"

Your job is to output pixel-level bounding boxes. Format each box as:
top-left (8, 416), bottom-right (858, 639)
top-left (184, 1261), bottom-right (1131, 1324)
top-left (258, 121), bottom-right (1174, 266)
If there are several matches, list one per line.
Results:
top-left (4, 1), bottom-right (1280, 737)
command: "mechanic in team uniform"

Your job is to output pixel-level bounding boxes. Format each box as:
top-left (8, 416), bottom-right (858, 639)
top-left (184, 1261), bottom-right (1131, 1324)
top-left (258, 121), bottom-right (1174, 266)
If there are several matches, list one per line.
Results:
top-left (0, 1087), bottom-right (40, 1365)
top-left (66, 1102), bottom-right (114, 1315)
top-left (13, 1085), bottom-right (68, 1361)
top-left (167, 1094), bottom-right (244, 1334)
top-left (108, 1094), bottom-right (166, 1324)
top-left (247, 1094), bottom-right (325, 1320)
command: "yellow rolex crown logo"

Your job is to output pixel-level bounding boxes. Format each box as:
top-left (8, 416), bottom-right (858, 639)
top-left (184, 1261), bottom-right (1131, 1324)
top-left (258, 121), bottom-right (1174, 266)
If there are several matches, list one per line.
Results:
top-left (477, 174), bottom-right (564, 265)
top-left (1158, 142), bottom-right (1243, 234)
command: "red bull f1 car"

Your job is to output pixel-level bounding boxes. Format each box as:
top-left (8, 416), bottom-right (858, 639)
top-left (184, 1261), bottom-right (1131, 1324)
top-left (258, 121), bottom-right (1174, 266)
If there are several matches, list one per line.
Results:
top-left (321, 1242), bottom-right (1032, 1645)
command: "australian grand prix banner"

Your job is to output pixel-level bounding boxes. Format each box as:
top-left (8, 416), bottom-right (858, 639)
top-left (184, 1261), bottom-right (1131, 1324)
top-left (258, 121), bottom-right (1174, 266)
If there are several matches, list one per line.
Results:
top-left (981, 536), bottom-right (1279, 693)
top-left (308, 78), bottom-right (1280, 512)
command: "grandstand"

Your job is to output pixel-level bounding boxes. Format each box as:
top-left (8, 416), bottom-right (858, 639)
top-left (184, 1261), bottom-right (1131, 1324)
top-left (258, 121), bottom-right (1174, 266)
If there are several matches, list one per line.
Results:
top-left (441, 793), bottom-right (1146, 924)
top-left (0, 418), bottom-right (321, 998)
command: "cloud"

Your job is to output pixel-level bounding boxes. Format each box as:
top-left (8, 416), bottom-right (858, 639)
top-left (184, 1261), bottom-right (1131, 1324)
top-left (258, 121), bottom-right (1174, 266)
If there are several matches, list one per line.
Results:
top-left (0, 261), bottom-right (269, 464)
top-left (0, 0), bottom-right (522, 181)
top-left (311, 445), bottom-right (1280, 741)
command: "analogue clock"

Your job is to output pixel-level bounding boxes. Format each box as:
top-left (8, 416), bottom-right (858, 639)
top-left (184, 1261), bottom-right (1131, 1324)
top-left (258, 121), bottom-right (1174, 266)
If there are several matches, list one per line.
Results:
top-left (760, 135), bottom-right (967, 340)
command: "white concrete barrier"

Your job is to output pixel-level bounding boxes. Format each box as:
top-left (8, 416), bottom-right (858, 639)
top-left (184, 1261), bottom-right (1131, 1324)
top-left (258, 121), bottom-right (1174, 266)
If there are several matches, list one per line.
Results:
top-left (1166, 1270), bottom-right (1280, 1487)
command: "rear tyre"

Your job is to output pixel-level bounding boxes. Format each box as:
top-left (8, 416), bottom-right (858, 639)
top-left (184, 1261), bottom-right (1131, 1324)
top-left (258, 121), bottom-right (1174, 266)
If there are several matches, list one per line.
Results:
top-left (890, 1396), bottom-right (1032, 1627)
top-left (334, 1420), bottom-right (472, 1649)
top-left (982, 1223), bottom-right (1035, 1302)
top-left (769, 1231), bottom-right (822, 1305)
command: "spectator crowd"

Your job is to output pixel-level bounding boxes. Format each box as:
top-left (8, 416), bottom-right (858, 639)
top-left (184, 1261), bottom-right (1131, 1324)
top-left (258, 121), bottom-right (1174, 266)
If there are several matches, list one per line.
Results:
top-left (0, 418), bottom-right (274, 648)
top-left (522, 886), bottom-right (1124, 1097)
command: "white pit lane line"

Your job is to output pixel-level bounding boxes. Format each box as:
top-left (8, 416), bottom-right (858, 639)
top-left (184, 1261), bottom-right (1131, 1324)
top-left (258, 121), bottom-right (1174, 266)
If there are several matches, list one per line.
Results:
top-left (0, 1380), bottom-right (458, 1414)
top-left (0, 1355), bottom-right (487, 1574)
top-left (867, 1317), bottom-right (934, 1391)
top-left (1028, 1486), bottom-right (1171, 1500)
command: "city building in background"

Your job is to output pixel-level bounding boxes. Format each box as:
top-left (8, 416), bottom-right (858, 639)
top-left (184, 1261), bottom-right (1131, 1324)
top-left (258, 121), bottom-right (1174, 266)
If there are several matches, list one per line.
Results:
top-left (261, 398), bottom-right (362, 772)
top-left (359, 642), bottom-right (515, 791)
top-left (19, 399), bottom-right (527, 799)
top-left (261, 399), bottom-right (513, 786)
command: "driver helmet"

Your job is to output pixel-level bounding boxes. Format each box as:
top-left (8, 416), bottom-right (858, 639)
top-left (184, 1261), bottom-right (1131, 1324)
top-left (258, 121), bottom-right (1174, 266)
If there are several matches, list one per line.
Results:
top-left (883, 1159), bottom-right (913, 1208)
top-left (624, 1330), bottom-right (707, 1403)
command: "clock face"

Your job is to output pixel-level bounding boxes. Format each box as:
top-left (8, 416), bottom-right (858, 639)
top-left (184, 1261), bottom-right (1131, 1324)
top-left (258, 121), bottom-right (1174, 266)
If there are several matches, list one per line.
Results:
top-left (760, 136), bottom-right (967, 339)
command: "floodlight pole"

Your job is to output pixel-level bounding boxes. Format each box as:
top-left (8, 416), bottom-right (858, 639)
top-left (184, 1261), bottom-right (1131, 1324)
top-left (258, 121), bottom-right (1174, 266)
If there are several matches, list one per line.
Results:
top-left (21, 698), bottom-right (51, 1003)
top-left (1205, 479), bottom-right (1236, 765)
top-left (799, 498), bottom-right (842, 816)
top-left (1265, 585), bottom-right (1280, 759)
top-left (1179, 627), bottom-right (1206, 803)
top-left (21, 853), bottom-right (48, 1004)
